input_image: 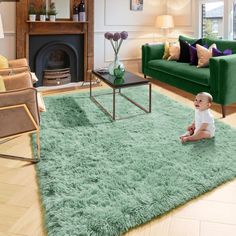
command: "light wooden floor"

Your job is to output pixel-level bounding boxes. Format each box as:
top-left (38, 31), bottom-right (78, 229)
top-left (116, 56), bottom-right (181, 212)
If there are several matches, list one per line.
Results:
top-left (1, 80), bottom-right (236, 236)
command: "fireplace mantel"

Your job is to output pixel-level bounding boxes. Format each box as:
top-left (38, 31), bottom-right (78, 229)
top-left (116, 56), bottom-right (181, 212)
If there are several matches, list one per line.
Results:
top-left (16, 0), bottom-right (94, 81)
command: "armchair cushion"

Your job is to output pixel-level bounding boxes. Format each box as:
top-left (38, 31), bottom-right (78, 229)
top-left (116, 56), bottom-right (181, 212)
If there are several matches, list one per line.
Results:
top-left (8, 58), bottom-right (28, 68)
top-left (3, 72), bottom-right (33, 91)
top-left (37, 92), bottom-right (46, 112)
top-left (0, 55), bottom-right (8, 69)
top-left (0, 76), bottom-right (6, 92)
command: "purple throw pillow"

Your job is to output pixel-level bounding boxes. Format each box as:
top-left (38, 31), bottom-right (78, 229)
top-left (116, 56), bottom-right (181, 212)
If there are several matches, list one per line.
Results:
top-left (189, 45), bottom-right (198, 65)
top-left (178, 38), bottom-right (203, 63)
top-left (212, 48), bottom-right (232, 57)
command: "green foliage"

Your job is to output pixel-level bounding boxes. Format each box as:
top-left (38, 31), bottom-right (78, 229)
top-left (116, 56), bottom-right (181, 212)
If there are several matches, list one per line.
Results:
top-left (28, 3), bottom-right (36, 15)
top-left (203, 19), bottom-right (218, 39)
top-left (48, 2), bottom-right (57, 15)
top-left (38, 3), bottom-right (47, 15)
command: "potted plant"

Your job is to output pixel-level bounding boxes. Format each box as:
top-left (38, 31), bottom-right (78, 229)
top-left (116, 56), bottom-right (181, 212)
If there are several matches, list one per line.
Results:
top-left (39, 3), bottom-right (47, 22)
top-left (48, 2), bottom-right (57, 22)
top-left (28, 3), bottom-right (37, 21)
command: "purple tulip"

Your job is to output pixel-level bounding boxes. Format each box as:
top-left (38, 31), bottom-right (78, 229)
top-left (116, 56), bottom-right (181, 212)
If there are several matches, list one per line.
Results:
top-left (104, 32), bottom-right (113, 40)
top-left (113, 32), bottom-right (121, 41)
top-left (120, 31), bottom-right (128, 40)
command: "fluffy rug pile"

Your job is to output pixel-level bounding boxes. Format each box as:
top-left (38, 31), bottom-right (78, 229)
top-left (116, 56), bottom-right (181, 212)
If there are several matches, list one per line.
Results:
top-left (37, 87), bottom-right (236, 236)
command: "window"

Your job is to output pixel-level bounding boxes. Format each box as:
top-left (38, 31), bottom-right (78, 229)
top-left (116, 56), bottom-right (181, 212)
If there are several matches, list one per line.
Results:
top-left (233, 1), bottom-right (236, 39)
top-left (201, 1), bottom-right (224, 39)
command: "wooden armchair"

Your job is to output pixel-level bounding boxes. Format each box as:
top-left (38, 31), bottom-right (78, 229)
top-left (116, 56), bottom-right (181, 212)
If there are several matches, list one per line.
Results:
top-left (0, 72), bottom-right (40, 162)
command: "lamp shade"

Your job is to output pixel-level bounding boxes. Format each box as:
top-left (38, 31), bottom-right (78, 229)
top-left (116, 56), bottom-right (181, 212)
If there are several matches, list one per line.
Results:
top-left (0, 14), bottom-right (4, 39)
top-left (155, 15), bottom-right (174, 29)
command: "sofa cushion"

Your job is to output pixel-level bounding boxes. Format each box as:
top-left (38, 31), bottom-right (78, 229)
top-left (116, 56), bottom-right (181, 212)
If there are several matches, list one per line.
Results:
top-left (206, 38), bottom-right (236, 54)
top-left (162, 42), bottom-right (170, 59)
top-left (178, 38), bottom-right (203, 63)
top-left (0, 76), bottom-right (6, 92)
top-left (196, 44), bottom-right (217, 68)
top-left (167, 43), bottom-right (180, 61)
top-left (179, 35), bottom-right (206, 45)
top-left (212, 48), bottom-right (232, 57)
top-left (148, 60), bottom-right (210, 86)
top-left (0, 55), bottom-right (9, 69)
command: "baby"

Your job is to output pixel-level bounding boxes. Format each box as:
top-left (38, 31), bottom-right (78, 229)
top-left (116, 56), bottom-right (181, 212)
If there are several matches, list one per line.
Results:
top-left (180, 92), bottom-right (215, 143)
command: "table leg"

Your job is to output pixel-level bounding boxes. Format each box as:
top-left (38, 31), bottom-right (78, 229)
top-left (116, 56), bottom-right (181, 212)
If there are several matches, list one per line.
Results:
top-left (113, 88), bottom-right (116, 120)
top-left (149, 82), bottom-right (152, 113)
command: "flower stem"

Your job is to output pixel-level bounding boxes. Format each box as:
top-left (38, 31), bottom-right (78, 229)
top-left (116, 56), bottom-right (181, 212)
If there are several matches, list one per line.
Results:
top-left (110, 39), bottom-right (117, 54)
top-left (117, 39), bottom-right (123, 54)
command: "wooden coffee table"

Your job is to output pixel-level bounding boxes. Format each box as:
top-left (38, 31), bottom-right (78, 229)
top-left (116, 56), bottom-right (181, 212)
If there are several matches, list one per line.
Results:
top-left (90, 70), bottom-right (151, 120)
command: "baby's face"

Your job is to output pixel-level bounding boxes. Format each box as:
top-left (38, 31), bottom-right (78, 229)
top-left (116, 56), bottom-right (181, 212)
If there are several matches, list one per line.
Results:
top-left (194, 94), bottom-right (211, 111)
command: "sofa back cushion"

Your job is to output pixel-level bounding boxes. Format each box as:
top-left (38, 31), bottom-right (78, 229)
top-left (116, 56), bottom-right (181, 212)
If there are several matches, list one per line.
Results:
top-left (205, 38), bottom-right (236, 54)
top-left (179, 35), bottom-right (206, 45)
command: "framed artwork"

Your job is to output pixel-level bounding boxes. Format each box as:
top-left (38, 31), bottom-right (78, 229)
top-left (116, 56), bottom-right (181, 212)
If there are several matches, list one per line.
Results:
top-left (130, 0), bottom-right (143, 11)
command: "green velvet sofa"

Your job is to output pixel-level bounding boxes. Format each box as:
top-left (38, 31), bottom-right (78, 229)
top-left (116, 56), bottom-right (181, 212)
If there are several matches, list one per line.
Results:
top-left (142, 35), bottom-right (236, 117)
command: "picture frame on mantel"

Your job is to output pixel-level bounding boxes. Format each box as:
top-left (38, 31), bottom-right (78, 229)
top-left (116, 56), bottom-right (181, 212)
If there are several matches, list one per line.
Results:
top-left (130, 0), bottom-right (143, 11)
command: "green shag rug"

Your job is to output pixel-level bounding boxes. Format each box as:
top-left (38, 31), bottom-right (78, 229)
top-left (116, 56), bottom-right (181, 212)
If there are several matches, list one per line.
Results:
top-left (37, 87), bottom-right (236, 236)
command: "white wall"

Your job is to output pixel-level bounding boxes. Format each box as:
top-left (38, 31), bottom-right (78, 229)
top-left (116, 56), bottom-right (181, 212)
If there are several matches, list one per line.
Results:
top-left (94, 0), bottom-right (196, 72)
top-left (0, 0), bottom-right (196, 70)
top-left (0, 2), bottom-right (16, 59)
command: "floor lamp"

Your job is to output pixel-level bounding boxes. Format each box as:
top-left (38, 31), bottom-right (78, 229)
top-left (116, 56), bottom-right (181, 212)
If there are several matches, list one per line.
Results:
top-left (155, 14), bottom-right (174, 40)
top-left (0, 14), bottom-right (4, 39)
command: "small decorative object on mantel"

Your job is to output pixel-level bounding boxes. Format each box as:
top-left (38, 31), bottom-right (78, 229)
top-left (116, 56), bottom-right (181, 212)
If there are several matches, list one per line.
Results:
top-left (130, 0), bottom-right (143, 11)
top-left (79, 0), bottom-right (86, 22)
top-left (48, 2), bottom-right (57, 22)
top-left (73, 0), bottom-right (79, 22)
top-left (28, 3), bottom-right (37, 21)
top-left (39, 3), bottom-right (47, 22)
top-left (104, 31), bottom-right (128, 75)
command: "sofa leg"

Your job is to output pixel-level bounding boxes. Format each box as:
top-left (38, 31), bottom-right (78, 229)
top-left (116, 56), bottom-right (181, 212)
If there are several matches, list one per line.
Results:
top-left (221, 105), bottom-right (226, 118)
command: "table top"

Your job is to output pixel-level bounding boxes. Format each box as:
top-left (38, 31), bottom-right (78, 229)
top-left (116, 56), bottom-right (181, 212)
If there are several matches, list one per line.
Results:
top-left (92, 70), bottom-right (149, 89)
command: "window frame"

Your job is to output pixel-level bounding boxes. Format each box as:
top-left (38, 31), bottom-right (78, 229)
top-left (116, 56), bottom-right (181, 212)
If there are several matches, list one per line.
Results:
top-left (197, 0), bottom-right (234, 39)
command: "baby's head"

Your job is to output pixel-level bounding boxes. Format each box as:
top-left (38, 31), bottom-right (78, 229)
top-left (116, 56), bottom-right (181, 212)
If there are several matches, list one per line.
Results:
top-left (194, 92), bottom-right (213, 111)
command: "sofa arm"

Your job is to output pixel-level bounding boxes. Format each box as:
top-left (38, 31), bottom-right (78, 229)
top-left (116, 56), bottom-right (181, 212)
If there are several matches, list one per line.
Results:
top-left (209, 54), bottom-right (236, 105)
top-left (142, 43), bottom-right (164, 74)
top-left (0, 88), bottom-right (40, 127)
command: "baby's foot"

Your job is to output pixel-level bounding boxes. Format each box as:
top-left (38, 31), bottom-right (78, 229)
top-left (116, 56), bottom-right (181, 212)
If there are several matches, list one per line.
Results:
top-left (179, 131), bottom-right (191, 139)
top-left (181, 136), bottom-right (189, 143)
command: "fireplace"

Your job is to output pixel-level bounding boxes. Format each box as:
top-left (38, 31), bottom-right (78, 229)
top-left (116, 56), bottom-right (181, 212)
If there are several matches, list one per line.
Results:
top-left (16, 1), bottom-right (94, 83)
top-left (29, 34), bottom-right (84, 87)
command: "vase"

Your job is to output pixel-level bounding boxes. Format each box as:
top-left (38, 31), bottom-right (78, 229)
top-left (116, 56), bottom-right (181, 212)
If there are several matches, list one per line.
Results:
top-left (49, 15), bottom-right (56, 22)
top-left (40, 15), bottom-right (46, 21)
top-left (108, 54), bottom-right (124, 76)
top-left (29, 14), bottom-right (36, 22)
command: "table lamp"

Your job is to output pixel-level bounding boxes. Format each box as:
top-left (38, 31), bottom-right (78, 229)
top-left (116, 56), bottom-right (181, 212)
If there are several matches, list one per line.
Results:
top-left (155, 14), bottom-right (174, 39)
